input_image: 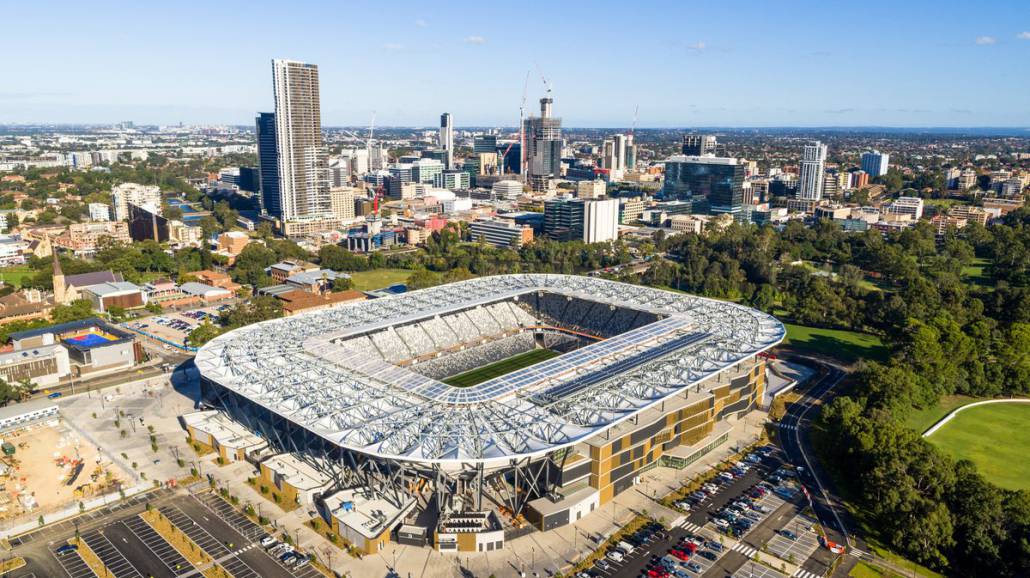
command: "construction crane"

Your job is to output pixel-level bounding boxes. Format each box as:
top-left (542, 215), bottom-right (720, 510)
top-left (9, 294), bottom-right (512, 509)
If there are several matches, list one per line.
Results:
top-left (501, 71), bottom-right (531, 176)
top-left (536, 65), bottom-right (552, 99)
top-left (630, 104), bottom-right (639, 138)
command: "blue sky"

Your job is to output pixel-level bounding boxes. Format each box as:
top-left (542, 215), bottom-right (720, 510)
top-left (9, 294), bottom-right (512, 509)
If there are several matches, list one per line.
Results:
top-left (4, 0), bottom-right (1029, 127)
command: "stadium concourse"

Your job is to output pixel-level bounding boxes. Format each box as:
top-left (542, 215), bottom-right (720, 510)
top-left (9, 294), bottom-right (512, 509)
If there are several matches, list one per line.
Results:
top-left (193, 274), bottom-right (784, 554)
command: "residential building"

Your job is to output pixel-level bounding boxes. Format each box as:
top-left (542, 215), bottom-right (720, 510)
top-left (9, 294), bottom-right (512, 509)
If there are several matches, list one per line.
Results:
top-left (884, 196), bottom-right (924, 220)
top-left (0, 290), bottom-right (53, 326)
top-left (168, 220), bottom-right (204, 247)
top-left (270, 59), bottom-right (331, 222)
top-left (277, 289), bottom-right (366, 316)
top-left (797, 141), bottom-right (827, 201)
top-left (412, 158), bottom-right (445, 185)
top-left (88, 203), bottom-right (110, 222)
top-left (54, 222), bottom-right (131, 256)
top-left (469, 218), bottom-right (534, 248)
top-left (111, 183), bottom-right (161, 221)
top-left (945, 167), bottom-right (962, 190)
top-left (860, 150), bottom-right (890, 177)
top-left (958, 168), bottom-right (977, 191)
top-left (330, 187), bottom-right (358, 221)
top-left (950, 205), bottom-right (990, 226)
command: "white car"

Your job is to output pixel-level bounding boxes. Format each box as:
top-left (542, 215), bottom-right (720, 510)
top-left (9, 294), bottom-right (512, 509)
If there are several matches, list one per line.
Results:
top-left (714, 518), bottom-right (730, 529)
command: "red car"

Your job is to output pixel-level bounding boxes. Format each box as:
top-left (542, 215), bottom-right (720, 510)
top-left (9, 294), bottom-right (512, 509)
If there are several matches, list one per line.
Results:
top-left (684, 542), bottom-right (699, 553)
top-left (670, 549), bottom-right (690, 561)
top-left (646, 569), bottom-right (669, 578)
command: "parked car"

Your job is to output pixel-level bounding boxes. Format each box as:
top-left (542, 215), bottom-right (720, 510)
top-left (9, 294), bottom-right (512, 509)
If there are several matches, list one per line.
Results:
top-left (707, 541), bottom-right (724, 552)
top-left (686, 562), bottom-right (703, 573)
top-left (595, 559), bottom-right (611, 571)
top-left (56, 544), bottom-right (78, 556)
top-left (780, 529), bottom-right (799, 541)
top-left (698, 550), bottom-right (717, 561)
top-left (714, 518), bottom-right (729, 529)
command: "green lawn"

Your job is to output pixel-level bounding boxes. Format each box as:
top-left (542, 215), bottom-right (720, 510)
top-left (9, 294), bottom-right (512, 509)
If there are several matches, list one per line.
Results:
top-left (780, 323), bottom-right (888, 363)
top-left (0, 265), bottom-right (36, 287)
top-left (443, 349), bottom-right (560, 388)
top-left (961, 257), bottom-right (992, 287)
top-left (902, 394), bottom-right (979, 433)
top-left (925, 402), bottom-right (1030, 491)
top-left (347, 268), bottom-right (412, 292)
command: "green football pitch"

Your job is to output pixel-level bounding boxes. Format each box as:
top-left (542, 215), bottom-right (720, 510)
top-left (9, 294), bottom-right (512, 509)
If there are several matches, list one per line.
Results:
top-left (925, 401), bottom-right (1030, 491)
top-left (442, 349), bottom-right (561, 388)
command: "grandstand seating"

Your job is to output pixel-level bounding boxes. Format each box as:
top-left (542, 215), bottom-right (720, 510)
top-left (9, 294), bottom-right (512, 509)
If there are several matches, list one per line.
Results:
top-left (335, 293), bottom-right (656, 368)
top-left (412, 333), bottom-right (537, 380)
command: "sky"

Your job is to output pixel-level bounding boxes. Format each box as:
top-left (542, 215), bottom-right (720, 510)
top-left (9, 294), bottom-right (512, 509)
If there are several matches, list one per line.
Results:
top-left (3, 0), bottom-right (1030, 128)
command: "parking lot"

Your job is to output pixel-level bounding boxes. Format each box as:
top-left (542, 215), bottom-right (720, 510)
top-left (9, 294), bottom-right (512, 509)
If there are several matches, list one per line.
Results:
top-left (195, 492), bottom-right (266, 541)
top-left (122, 514), bottom-right (194, 575)
top-left (125, 304), bottom-right (229, 348)
top-left (763, 514), bottom-right (821, 565)
top-left (731, 561), bottom-right (791, 578)
top-left (80, 529), bottom-right (145, 578)
top-left (51, 544), bottom-right (95, 578)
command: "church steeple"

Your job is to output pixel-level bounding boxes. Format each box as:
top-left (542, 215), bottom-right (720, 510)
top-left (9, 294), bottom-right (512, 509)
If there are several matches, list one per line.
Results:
top-left (52, 249), bottom-right (67, 304)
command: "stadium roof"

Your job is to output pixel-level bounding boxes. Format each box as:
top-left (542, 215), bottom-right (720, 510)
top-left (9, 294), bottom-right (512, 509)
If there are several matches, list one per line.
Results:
top-left (196, 275), bottom-right (784, 466)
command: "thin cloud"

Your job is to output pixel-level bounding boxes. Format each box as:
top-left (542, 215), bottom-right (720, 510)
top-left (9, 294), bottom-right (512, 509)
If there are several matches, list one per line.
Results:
top-left (384, 43), bottom-right (403, 51)
top-left (1018, 31), bottom-right (1030, 40)
top-left (464, 35), bottom-right (487, 45)
top-left (415, 19), bottom-right (427, 28)
top-left (686, 41), bottom-right (706, 52)
top-left (975, 36), bottom-right (996, 45)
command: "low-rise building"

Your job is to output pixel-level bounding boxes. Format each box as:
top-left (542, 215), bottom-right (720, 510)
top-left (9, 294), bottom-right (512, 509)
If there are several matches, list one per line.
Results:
top-left (277, 289), bottom-right (366, 316)
top-left (267, 260), bottom-right (319, 283)
top-left (0, 290), bottom-right (53, 326)
top-left (179, 282), bottom-right (233, 302)
top-left (883, 196), bottom-right (924, 220)
top-left (8, 318), bottom-right (140, 381)
top-left (181, 410), bottom-right (267, 463)
top-left (258, 453), bottom-right (334, 509)
top-left (322, 487), bottom-right (416, 555)
top-left (80, 281), bottom-right (147, 312)
top-left (216, 231), bottom-right (250, 257)
top-left (469, 218), bottom-right (534, 248)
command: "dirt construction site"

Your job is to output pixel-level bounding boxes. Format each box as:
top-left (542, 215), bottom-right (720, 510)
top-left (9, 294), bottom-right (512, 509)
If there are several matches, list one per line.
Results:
top-left (0, 420), bottom-right (128, 526)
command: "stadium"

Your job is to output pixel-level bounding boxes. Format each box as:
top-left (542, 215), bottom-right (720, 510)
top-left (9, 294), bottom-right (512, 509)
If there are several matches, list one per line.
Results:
top-left (195, 274), bottom-right (784, 553)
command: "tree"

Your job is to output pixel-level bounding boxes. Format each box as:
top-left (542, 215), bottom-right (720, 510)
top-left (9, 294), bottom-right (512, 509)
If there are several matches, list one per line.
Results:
top-left (332, 276), bottom-right (354, 292)
top-left (186, 322), bottom-right (223, 348)
top-left (51, 299), bottom-right (95, 324)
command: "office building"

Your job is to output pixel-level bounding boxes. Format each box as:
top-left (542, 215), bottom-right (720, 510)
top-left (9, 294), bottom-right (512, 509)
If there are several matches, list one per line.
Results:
top-left (440, 113), bottom-right (454, 169)
top-left (662, 156), bottom-right (746, 219)
top-left (128, 203), bottom-right (169, 243)
top-left (111, 183), bottom-right (161, 221)
top-left (681, 134), bottom-right (717, 156)
top-left (524, 97), bottom-right (562, 191)
top-left (860, 150), bottom-right (890, 177)
top-left (434, 170), bottom-right (470, 191)
top-left (256, 112), bottom-right (281, 217)
top-left (469, 218), bottom-right (534, 248)
top-left (270, 59), bottom-right (331, 221)
top-left (544, 198), bottom-right (619, 243)
top-left (238, 166), bottom-right (260, 193)
top-left (577, 180), bottom-right (606, 200)
top-left (491, 180), bottom-right (523, 200)
top-left (797, 141), bottom-right (828, 201)
top-left (330, 187), bottom-right (358, 221)
top-left (473, 135), bottom-right (497, 154)
top-left (412, 158), bottom-right (445, 185)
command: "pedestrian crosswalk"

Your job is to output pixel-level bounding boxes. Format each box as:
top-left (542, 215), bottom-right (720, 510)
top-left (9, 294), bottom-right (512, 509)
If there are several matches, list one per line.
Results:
top-left (779, 423), bottom-right (799, 431)
top-left (792, 569), bottom-right (821, 578)
top-left (680, 520), bottom-right (703, 532)
top-left (731, 542), bottom-right (758, 557)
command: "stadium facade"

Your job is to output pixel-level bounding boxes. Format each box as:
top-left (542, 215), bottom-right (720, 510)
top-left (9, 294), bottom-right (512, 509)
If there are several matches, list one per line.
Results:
top-left (195, 275), bottom-right (784, 553)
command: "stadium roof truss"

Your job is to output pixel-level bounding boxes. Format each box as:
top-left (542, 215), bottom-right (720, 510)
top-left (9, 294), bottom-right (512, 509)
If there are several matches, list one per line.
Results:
top-left (196, 274), bottom-right (784, 467)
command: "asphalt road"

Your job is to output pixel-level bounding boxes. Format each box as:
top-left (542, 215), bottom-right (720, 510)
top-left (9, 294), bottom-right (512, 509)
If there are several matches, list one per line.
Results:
top-left (776, 355), bottom-right (867, 576)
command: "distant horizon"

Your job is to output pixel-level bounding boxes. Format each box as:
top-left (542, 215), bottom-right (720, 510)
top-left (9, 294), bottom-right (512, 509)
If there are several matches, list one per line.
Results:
top-left (2, 123), bottom-right (1028, 135)
top-left (4, 1), bottom-right (1029, 127)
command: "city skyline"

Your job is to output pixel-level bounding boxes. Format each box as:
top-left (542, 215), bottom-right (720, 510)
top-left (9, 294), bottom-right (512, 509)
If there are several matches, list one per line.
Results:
top-left (3, 0), bottom-right (1030, 127)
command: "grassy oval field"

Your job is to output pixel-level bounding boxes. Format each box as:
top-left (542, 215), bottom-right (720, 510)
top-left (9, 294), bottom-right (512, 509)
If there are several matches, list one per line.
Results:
top-left (925, 401), bottom-right (1030, 491)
